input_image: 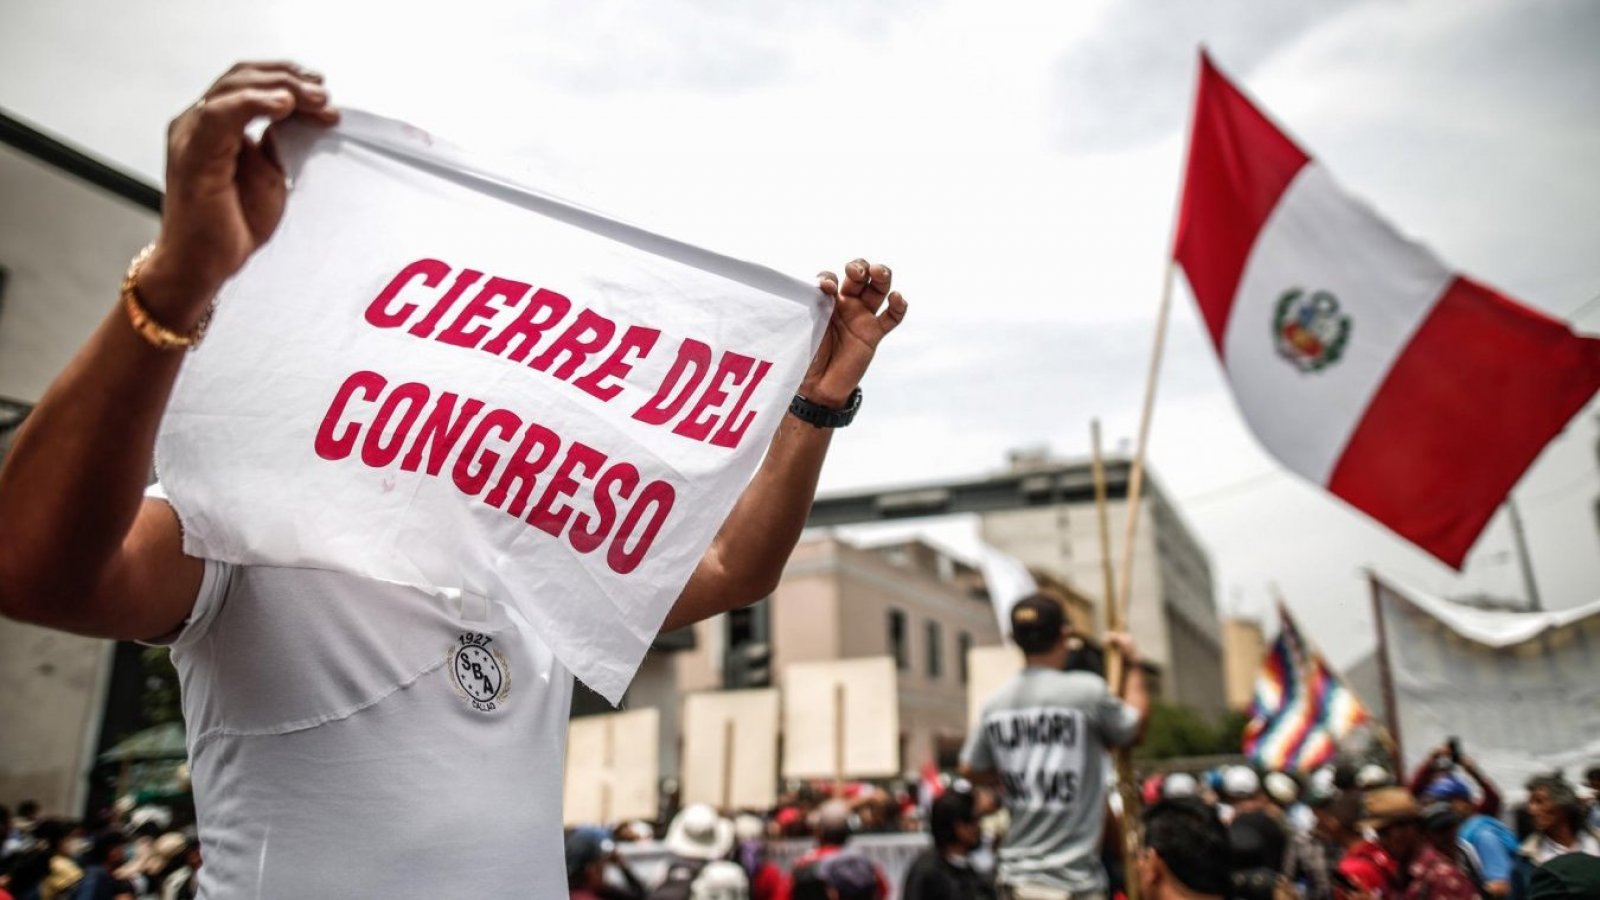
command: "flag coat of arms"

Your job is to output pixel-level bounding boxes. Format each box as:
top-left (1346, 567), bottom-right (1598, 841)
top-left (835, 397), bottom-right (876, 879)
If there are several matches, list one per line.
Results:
top-left (1173, 51), bottom-right (1600, 568)
top-left (1244, 604), bottom-right (1368, 773)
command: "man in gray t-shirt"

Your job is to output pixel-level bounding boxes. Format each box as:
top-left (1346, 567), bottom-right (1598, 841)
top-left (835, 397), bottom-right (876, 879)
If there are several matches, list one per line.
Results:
top-left (960, 595), bottom-right (1149, 899)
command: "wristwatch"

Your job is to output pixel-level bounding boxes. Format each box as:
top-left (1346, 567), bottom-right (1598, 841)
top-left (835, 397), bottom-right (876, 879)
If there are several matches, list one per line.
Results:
top-left (789, 388), bottom-right (862, 429)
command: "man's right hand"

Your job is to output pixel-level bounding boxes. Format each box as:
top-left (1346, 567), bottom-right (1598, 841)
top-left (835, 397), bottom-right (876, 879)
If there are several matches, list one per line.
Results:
top-left (0, 62), bottom-right (335, 642)
top-left (140, 62), bottom-right (337, 327)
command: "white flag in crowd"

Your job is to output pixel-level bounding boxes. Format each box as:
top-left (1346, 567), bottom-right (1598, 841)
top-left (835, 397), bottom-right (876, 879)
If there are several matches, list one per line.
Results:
top-left (979, 543), bottom-right (1038, 636)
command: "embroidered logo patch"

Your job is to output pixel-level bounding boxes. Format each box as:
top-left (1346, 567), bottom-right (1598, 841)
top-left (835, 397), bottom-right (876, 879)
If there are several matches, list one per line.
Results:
top-left (449, 632), bottom-right (510, 713)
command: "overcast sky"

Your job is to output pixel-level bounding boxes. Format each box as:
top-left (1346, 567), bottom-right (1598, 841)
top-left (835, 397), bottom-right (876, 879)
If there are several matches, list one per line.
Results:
top-left (3, 0), bottom-right (1596, 669)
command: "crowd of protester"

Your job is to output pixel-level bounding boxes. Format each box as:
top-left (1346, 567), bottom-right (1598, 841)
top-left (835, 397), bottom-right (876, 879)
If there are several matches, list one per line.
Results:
top-left (0, 802), bottom-right (199, 900)
top-left (4, 750), bottom-right (1596, 898)
top-left (560, 754), bottom-right (1600, 900)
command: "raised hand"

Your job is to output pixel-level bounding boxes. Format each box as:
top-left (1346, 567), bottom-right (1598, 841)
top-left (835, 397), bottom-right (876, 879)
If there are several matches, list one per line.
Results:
top-left (802, 259), bottom-right (908, 408)
top-left (140, 61), bottom-right (338, 325)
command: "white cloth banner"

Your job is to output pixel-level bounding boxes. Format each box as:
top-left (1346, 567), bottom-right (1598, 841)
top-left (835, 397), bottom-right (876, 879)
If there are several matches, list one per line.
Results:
top-left (1373, 577), bottom-right (1600, 800)
top-left (156, 111), bottom-right (829, 703)
top-left (979, 544), bottom-right (1038, 637)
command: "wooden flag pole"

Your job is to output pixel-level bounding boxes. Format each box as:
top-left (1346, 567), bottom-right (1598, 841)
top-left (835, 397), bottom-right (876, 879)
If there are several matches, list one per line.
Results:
top-left (1093, 419), bottom-right (1142, 900)
top-left (1092, 419), bottom-right (1125, 686)
top-left (720, 717), bottom-right (737, 813)
top-left (1366, 573), bottom-right (1406, 771)
top-left (1113, 259), bottom-right (1178, 631)
top-left (833, 682), bottom-right (847, 796)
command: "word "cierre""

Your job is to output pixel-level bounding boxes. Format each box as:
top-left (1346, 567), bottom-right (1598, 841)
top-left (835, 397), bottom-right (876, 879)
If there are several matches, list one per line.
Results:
top-left (365, 259), bottom-right (775, 450)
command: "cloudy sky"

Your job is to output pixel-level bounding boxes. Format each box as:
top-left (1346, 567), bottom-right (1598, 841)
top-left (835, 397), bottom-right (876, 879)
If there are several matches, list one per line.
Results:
top-left (3, 0), bottom-right (1596, 668)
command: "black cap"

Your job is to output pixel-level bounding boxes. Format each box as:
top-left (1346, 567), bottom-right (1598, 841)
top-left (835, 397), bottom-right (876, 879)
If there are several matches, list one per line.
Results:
top-left (564, 829), bottom-right (612, 881)
top-left (1010, 594), bottom-right (1066, 653)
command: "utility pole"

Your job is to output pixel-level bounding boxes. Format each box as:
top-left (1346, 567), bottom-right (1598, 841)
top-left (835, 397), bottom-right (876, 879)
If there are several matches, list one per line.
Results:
top-left (1504, 496), bottom-right (1543, 613)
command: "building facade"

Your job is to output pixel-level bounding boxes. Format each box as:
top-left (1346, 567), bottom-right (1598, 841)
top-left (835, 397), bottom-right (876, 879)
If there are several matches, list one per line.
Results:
top-left (0, 110), bottom-right (161, 816)
top-left (806, 454), bottom-right (1228, 719)
top-left (1222, 617), bottom-right (1267, 711)
top-left (672, 536), bottom-right (1004, 774)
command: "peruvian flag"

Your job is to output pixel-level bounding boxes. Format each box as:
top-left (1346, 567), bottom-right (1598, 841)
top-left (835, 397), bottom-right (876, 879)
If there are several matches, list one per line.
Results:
top-left (1174, 51), bottom-right (1600, 568)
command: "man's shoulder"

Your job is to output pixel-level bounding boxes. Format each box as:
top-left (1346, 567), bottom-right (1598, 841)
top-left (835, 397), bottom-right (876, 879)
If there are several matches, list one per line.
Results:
top-left (994, 668), bottom-right (1110, 707)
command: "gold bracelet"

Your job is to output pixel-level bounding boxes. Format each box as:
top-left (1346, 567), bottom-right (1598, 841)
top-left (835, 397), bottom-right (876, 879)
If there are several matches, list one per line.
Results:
top-left (121, 244), bottom-right (212, 350)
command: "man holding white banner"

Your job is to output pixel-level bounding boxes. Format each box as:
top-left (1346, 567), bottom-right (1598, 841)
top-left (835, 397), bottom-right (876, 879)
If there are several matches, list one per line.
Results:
top-left (0, 62), bottom-right (908, 897)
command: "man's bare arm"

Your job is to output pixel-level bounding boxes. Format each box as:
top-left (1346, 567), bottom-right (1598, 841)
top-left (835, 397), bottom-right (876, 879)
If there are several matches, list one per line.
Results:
top-left (662, 259), bottom-right (906, 631)
top-left (0, 63), bottom-right (337, 640)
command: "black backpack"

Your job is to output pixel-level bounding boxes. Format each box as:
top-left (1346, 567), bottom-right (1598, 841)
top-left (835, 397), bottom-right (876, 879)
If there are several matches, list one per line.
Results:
top-left (788, 860), bottom-right (830, 900)
top-left (648, 856), bottom-right (709, 900)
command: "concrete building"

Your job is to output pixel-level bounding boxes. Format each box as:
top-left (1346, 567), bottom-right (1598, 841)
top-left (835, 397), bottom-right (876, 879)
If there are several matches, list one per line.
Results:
top-left (0, 110), bottom-right (161, 815)
top-left (1222, 618), bottom-right (1267, 711)
top-left (809, 452), bottom-right (1228, 718)
top-left (673, 535), bottom-right (1004, 773)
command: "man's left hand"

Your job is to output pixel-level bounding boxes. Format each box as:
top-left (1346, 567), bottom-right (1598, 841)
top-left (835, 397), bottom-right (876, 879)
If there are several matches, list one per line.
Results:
top-left (802, 259), bottom-right (907, 408)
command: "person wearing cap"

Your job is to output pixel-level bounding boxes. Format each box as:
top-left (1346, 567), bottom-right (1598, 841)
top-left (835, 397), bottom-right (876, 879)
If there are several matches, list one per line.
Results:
top-left (1161, 773), bottom-right (1200, 803)
top-left (1408, 745), bottom-right (1502, 819)
top-left (958, 594), bottom-right (1148, 900)
top-left (1361, 786), bottom-right (1477, 900)
top-left (1136, 799), bottom-right (1229, 900)
top-left (1221, 767), bottom-right (1274, 822)
top-left (1423, 775), bottom-right (1517, 897)
top-left (567, 829), bottom-right (613, 900)
top-left (903, 788), bottom-right (995, 900)
top-left (1324, 794), bottom-right (1392, 898)
top-left (652, 805), bottom-right (748, 900)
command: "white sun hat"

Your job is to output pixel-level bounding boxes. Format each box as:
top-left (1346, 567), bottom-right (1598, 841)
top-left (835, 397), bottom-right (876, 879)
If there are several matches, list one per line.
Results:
top-left (664, 804), bottom-right (736, 861)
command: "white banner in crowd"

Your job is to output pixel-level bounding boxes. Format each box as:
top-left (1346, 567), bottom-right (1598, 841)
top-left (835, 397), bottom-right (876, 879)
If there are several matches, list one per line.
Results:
top-left (1372, 577), bottom-right (1600, 798)
top-left (155, 111), bottom-right (830, 703)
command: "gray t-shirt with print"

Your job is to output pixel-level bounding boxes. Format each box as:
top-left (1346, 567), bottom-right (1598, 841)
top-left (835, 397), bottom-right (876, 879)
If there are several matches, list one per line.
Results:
top-left (959, 667), bottom-right (1142, 893)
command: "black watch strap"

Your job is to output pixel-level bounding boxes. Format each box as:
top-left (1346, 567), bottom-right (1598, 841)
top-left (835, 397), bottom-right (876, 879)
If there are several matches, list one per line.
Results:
top-left (789, 388), bottom-right (862, 429)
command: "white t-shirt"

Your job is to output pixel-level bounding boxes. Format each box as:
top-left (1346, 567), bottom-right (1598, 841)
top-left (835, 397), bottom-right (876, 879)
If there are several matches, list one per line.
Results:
top-left (153, 495), bottom-right (577, 897)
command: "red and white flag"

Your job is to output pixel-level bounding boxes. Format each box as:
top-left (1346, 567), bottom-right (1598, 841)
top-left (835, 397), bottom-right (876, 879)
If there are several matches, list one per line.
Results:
top-left (1173, 51), bottom-right (1600, 568)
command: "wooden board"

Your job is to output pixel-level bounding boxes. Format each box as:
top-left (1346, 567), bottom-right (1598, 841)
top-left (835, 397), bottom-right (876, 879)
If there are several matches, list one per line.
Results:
top-left (563, 707), bottom-right (659, 825)
top-left (681, 688), bottom-right (780, 811)
top-left (781, 656), bottom-right (899, 779)
top-left (966, 644), bottom-right (1024, 727)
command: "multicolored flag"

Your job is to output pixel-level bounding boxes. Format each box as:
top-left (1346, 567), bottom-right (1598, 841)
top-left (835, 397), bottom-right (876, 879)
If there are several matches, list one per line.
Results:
top-left (1244, 603), bottom-right (1368, 772)
top-left (1172, 51), bottom-right (1600, 569)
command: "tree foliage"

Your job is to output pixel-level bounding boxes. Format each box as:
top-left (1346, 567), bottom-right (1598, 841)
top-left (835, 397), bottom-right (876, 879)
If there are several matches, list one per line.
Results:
top-left (141, 646), bottom-right (183, 726)
top-left (1134, 701), bottom-right (1249, 760)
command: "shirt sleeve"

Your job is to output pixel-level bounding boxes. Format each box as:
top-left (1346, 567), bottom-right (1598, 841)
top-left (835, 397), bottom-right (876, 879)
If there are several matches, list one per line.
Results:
top-left (959, 711), bottom-right (994, 772)
top-left (139, 484), bottom-right (233, 650)
top-left (1468, 825), bottom-right (1513, 883)
top-left (1093, 682), bottom-right (1143, 748)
